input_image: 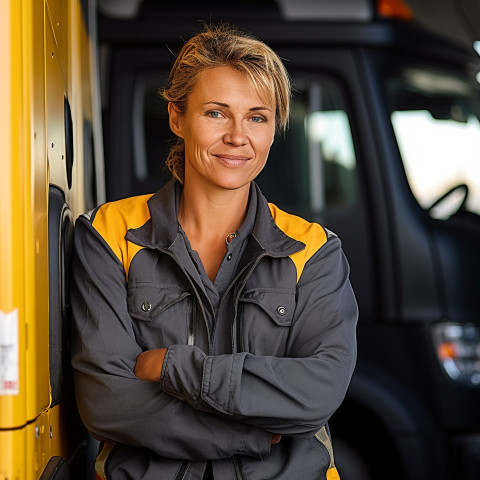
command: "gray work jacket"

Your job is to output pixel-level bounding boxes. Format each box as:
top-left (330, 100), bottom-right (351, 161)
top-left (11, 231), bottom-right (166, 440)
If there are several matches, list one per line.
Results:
top-left (70, 179), bottom-right (358, 480)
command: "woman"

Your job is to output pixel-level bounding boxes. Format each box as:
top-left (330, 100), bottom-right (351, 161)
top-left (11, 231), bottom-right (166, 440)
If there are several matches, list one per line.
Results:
top-left (71, 23), bottom-right (358, 480)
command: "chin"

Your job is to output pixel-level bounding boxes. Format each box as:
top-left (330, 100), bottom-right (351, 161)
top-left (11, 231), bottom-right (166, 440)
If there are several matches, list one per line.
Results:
top-left (214, 174), bottom-right (256, 191)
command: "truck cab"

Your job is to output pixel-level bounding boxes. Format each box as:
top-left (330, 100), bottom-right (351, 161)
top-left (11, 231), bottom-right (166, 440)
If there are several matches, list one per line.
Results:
top-left (98, 1), bottom-right (480, 479)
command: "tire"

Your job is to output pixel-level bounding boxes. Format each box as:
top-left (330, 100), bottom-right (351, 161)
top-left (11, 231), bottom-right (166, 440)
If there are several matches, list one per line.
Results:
top-left (334, 438), bottom-right (372, 480)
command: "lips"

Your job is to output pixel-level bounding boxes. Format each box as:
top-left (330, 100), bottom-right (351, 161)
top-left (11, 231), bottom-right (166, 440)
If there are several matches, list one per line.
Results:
top-left (213, 154), bottom-right (250, 166)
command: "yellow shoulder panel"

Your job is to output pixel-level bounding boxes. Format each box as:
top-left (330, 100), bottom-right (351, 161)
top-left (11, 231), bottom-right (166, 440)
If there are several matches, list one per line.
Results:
top-left (327, 467), bottom-right (341, 480)
top-left (91, 194), bottom-right (153, 280)
top-left (268, 203), bottom-right (327, 283)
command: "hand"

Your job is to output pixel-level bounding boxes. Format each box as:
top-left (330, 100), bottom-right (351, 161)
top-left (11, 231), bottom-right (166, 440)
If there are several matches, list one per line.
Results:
top-left (134, 348), bottom-right (167, 382)
top-left (271, 434), bottom-right (282, 445)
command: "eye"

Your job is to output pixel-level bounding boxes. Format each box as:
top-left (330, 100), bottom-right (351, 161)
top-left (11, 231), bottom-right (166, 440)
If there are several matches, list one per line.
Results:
top-left (206, 110), bottom-right (223, 119)
top-left (251, 115), bottom-right (267, 123)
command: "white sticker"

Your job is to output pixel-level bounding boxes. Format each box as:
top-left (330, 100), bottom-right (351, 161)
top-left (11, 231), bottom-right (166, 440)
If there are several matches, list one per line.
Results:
top-left (0, 309), bottom-right (19, 395)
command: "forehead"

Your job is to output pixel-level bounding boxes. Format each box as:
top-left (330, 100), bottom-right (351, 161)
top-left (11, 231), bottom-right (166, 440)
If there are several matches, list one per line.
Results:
top-left (190, 66), bottom-right (274, 108)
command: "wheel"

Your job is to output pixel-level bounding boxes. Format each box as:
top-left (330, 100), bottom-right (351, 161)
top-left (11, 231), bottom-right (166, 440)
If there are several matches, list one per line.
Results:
top-left (334, 438), bottom-right (372, 480)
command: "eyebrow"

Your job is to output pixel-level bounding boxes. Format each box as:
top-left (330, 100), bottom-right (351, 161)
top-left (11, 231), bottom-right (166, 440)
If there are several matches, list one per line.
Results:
top-left (204, 101), bottom-right (272, 112)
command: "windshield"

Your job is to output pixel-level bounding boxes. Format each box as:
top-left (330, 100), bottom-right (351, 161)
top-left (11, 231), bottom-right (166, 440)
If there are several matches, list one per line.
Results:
top-left (387, 68), bottom-right (480, 219)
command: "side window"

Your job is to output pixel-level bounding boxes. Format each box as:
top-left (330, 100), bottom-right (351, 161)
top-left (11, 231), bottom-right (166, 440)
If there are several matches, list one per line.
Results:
top-left (132, 74), bottom-right (172, 191)
top-left (387, 68), bottom-right (480, 219)
top-left (258, 77), bottom-right (358, 218)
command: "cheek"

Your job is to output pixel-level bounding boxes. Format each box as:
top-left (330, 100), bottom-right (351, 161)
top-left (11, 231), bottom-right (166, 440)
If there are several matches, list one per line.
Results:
top-left (254, 145), bottom-right (271, 174)
top-left (190, 124), bottom-right (223, 150)
top-left (262, 126), bottom-right (276, 149)
top-left (258, 133), bottom-right (275, 157)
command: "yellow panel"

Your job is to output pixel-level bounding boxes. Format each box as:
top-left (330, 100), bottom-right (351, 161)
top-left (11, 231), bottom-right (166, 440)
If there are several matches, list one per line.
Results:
top-left (0, 403), bottom-right (77, 479)
top-left (45, 11), bottom-right (68, 192)
top-left (67, 0), bottom-right (101, 217)
top-left (79, 6), bottom-right (93, 121)
top-left (0, 0), bottom-right (55, 429)
top-left (33, 410), bottom-right (52, 477)
top-left (67, 0), bottom-right (85, 215)
top-left (0, 428), bottom-right (26, 480)
top-left (1, 0), bottom-right (99, 477)
top-left (68, 0), bottom-right (106, 215)
top-left (0, 0), bottom-right (13, 323)
top-left (0, 0), bottom-right (28, 431)
top-left (23, 0), bottom-right (51, 427)
top-left (30, 0), bottom-right (50, 425)
top-left (45, 0), bottom-right (68, 85)
top-left (49, 402), bottom-right (70, 458)
top-left (35, 403), bottom-right (77, 478)
top-left (0, 418), bottom-right (49, 480)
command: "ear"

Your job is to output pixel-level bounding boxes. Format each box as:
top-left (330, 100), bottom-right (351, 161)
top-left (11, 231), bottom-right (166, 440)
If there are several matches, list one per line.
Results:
top-left (168, 102), bottom-right (183, 138)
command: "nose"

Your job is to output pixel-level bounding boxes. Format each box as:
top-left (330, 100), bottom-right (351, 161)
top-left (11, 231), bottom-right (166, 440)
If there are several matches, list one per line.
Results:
top-left (223, 118), bottom-right (248, 146)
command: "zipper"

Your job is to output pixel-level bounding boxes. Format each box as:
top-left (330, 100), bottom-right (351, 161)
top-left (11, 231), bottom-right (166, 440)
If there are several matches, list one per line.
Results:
top-left (183, 269), bottom-right (211, 351)
top-left (173, 265), bottom-right (210, 350)
top-left (125, 228), bottom-right (213, 351)
top-left (140, 245), bottom-right (211, 351)
top-left (214, 253), bottom-right (267, 480)
top-left (175, 461), bottom-right (190, 480)
top-left (187, 296), bottom-right (196, 346)
top-left (233, 455), bottom-right (244, 480)
top-left (215, 255), bottom-right (259, 353)
top-left (231, 253), bottom-right (267, 353)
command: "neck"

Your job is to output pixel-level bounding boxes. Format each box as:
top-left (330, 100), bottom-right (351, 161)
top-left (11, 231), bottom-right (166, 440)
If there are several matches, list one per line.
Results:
top-left (178, 182), bottom-right (250, 241)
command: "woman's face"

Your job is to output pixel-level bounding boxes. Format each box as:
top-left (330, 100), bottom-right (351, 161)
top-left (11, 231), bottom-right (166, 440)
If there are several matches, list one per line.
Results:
top-left (169, 66), bottom-right (275, 193)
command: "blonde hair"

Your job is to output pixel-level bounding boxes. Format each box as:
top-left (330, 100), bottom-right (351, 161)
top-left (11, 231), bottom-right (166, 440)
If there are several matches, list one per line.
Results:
top-left (161, 23), bottom-right (291, 183)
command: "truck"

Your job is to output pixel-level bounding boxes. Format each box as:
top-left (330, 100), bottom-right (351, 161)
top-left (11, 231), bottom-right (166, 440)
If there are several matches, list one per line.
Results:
top-left (2, 0), bottom-right (480, 478)
top-left (0, 0), bottom-right (104, 478)
top-left (97, 1), bottom-right (480, 479)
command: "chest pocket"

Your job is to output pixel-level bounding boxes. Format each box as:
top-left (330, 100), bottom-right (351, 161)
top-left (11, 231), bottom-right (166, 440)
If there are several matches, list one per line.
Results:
top-left (237, 289), bottom-right (296, 356)
top-left (127, 283), bottom-right (193, 349)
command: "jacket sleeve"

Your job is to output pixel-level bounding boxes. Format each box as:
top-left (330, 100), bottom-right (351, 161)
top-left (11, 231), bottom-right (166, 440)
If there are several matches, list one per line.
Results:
top-left (70, 216), bottom-right (271, 460)
top-left (160, 232), bottom-right (358, 436)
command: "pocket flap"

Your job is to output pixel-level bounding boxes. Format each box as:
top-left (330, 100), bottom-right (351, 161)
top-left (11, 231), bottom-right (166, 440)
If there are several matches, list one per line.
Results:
top-left (239, 289), bottom-right (295, 326)
top-left (127, 283), bottom-right (191, 322)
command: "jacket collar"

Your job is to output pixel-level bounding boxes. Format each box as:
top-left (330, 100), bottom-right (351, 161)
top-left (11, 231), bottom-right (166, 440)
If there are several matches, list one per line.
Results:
top-left (126, 178), bottom-right (305, 258)
top-left (125, 178), bottom-right (181, 250)
top-left (250, 182), bottom-right (305, 258)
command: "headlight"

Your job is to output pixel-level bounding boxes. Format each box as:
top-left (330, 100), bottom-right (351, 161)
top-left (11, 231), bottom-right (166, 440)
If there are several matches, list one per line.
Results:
top-left (431, 323), bottom-right (480, 387)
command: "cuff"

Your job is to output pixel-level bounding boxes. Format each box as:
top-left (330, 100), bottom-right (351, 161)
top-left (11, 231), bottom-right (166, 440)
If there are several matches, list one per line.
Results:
top-left (241, 425), bottom-right (271, 459)
top-left (160, 345), bottom-right (206, 407)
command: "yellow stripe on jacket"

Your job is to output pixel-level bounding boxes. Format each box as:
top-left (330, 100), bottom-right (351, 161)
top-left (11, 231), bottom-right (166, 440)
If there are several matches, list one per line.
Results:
top-left (91, 194), bottom-right (153, 280)
top-left (268, 203), bottom-right (327, 283)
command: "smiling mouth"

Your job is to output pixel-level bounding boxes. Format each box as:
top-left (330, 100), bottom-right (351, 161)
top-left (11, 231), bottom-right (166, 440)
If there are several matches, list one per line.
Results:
top-left (214, 154), bottom-right (250, 166)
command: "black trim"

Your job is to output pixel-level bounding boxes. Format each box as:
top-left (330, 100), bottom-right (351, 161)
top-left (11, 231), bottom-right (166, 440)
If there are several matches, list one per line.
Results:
top-left (64, 97), bottom-right (74, 190)
top-left (48, 186), bottom-right (74, 406)
top-left (39, 456), bottom-right (69, 480)
top-left (83, 119), bottom-right (98, 210)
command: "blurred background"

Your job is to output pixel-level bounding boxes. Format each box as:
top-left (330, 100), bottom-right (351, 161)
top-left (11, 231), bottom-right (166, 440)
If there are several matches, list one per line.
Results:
top-left (93, 2), bottom-right (480, 479)
top-left (95, 2), bottom-right (480, 479)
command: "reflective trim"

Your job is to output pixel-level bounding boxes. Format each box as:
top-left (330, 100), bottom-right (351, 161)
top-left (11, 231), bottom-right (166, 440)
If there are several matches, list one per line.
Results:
top-left (315, 426), bottom-right (337, 471)
top-left (94, 441), bottom-right (116, 480)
